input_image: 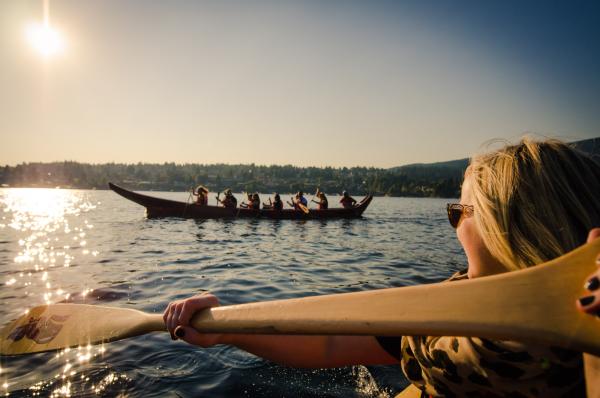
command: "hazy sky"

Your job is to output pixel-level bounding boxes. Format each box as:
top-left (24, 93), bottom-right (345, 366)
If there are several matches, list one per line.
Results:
top-left (1, 0), bottom-right (598, 168)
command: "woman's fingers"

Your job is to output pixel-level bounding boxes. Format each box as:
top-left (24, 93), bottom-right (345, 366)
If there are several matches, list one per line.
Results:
top-left (171, 302), bottom-right (184, 332)
top-left (178, 293), bottom-right (220, 327)
top-left (173, 326), bottom-right (222, 347)
top-left (578, 270), bottom-right (600, 314)
top-left (163, 301), bottom-right (178, 340)
top-left (164, 301), bottom-right (184, 339)
top-left (577, 228), bottom-right (600, 315)
top-left (163, 293), bottom-right (221, 343)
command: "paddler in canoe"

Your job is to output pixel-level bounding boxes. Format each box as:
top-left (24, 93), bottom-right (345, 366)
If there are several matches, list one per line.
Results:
top-left (339, 191), bottom-right (357, 208)
top-left (250, 193), bottom-right (260, 210)
top-left (239, 192), bottom-right (260, 210)
top-left (239, 192), bottom-right (252, 208)
top-left (290, 191), bottom-right (309, 213)
top-left (217, 189), bottom-right (237, 209)
top-left (263, 193), bottom-right (283, 211)
top-left (311, 190), bottom-right (328, 210)
top-left (164, 138), bottom-right (600, 397)
top-left (193, 185), bottom-right (209, 206)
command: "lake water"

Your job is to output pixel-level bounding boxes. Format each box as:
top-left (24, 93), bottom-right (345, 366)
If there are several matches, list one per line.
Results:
top-left (0, 188), bottom-right (465, 397)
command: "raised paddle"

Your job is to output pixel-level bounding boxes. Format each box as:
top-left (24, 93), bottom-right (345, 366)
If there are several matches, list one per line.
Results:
top-left (309, 187), bottom-right (320, 207)
top-left (262, 198), bottom-right (273, 210)
top-left (2, 238), bottom-right (600, 356)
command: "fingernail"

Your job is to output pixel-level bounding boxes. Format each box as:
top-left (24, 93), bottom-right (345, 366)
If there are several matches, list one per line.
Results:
top-left (579, 296), bottom-right (595, 306)
top-left (175, 327), bottom-right (185, 338)
top-left (586, 276), bottom-right (600, 291)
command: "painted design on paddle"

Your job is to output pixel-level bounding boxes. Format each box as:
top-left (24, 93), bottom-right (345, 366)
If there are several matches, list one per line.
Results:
top-left (8, 315), bottom-right (69, 344)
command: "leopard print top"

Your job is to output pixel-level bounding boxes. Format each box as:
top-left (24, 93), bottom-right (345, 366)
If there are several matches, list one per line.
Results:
top-left (382, 271), bottom-right (585, 397)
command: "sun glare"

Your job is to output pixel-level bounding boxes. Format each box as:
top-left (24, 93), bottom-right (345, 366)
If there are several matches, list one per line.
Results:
top-left (25, 22), bottom-right (65, 57)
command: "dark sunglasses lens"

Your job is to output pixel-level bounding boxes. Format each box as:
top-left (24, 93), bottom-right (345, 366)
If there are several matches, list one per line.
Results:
top-left (447, 207), bottom-right (462, 228)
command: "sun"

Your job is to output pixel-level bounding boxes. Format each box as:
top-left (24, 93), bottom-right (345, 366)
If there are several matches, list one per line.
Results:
top-left (25, 22), bottom-right (65, 58)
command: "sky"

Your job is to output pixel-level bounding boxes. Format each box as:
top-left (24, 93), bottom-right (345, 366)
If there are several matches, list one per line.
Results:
top-left (0, 0), bottom-right (598, 168)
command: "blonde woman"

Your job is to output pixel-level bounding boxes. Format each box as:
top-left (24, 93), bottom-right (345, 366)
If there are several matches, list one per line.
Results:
top-left (164, 138), bottom-right (600, 397)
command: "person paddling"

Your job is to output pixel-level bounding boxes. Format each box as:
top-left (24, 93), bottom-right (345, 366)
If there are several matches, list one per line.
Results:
top-left (218, 189), bottom-right (237, 209)
top-left (250, 193), bottom-right (260, 210)
top-left (194, 185), bottom-right (209, 206)
top-left (312, 191), bottom-right (328, 210)
top-left (264, 193), bottom-right (283, 211)
top-left (339, 191), bottom-right (357, 208)
top-left (165, 138), bottom-right (600, 397)
top-left (292, 191), bottom-right (308, 211)
top-left (239, 192), bottom-right (253, 209)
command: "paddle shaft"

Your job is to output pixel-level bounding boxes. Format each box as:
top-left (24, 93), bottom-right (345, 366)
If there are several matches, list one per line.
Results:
top-left (184, 238), bottom-right (600, 355)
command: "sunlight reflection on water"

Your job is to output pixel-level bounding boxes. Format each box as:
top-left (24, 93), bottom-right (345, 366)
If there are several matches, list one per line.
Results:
top-left (0, 189), bottom-right (127, 397)
top-left (1, 189), bottom-right (98, 305)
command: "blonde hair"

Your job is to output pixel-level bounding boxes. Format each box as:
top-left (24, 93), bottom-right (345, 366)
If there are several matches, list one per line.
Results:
top-left (467, 137), bottom-right (600, 271)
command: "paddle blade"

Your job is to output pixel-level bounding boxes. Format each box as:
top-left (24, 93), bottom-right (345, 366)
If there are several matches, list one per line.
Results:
top-left (298, 203), bottom-right (309, 214)
top-left (0, 304), bottom-right (164, 356)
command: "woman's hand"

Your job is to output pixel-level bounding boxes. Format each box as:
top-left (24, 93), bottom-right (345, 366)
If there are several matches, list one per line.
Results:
top-left (577, 228), bottom-right (600, 315)
top-left (163, 292), bottom-right (223, 347)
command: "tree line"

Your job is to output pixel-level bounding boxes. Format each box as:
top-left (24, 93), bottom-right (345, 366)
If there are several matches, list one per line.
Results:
top-left (2, 138), bottom-right (596, 198)
top-left (0, 161), bottom-right (464, 198)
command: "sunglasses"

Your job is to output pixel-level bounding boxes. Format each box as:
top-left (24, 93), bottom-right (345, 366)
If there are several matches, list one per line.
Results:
top-left (446, 203), bottom-right (474, 228)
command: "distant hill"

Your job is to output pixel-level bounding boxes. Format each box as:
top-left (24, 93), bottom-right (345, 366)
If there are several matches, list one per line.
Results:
top-left (389, 158), bottom-right (469, 179)
top-left (390, 158), bottom-right (468, 173)
top-left (381, 137), bottom-right (599, 197)
top-left (390, 137), bottom-right (600, 177)
top-left (573, 137), bottom-right (600, 157)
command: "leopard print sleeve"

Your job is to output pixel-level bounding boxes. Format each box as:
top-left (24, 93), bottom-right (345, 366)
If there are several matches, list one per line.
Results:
top-left (400, 335), bottom-right (584, 397)
top-left (398, 269), bottom-right (584, 397)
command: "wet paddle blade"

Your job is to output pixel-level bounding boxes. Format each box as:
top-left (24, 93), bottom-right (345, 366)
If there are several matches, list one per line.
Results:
top-left (0, 304), bottom-right (165, 356)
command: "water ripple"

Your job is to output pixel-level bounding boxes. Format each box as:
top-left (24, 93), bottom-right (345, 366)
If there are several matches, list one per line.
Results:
top-left (0, 189), bottom-right (461, 397)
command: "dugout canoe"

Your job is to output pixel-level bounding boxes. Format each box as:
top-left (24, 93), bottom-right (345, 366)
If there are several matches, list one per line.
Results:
top-left (108, 183), bottom-right (373, 220)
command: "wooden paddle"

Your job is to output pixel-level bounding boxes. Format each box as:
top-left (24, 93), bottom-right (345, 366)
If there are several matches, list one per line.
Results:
top-left (298, 203), bottom-right (309, 214)
top-left (2, 238), bottom-right (600, 356)
top-left (289, 196), bottom-right (309, 214)
top-left (309, 187), bottom-right (320, 207)
top-left (262, 198), bottom-right (273, 210)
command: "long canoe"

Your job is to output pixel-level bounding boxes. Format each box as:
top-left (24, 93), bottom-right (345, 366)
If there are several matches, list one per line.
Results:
top-left (108, 183), bottom-right (373, 220)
